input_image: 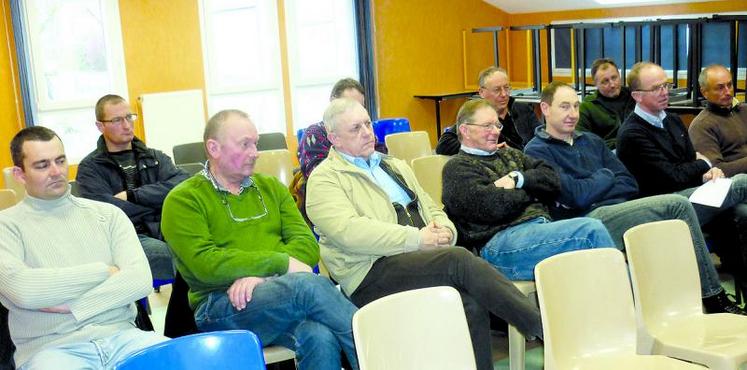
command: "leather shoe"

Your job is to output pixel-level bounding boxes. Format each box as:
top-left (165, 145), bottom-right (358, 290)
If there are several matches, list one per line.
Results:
top-left (702, 291), bottom-right (746, 315)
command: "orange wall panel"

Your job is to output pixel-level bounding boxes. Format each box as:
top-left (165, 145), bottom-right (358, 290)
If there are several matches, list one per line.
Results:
top-left (372, 0), bottom-right (507, 146)
top-left (0, 0), bottom-right (24, 182)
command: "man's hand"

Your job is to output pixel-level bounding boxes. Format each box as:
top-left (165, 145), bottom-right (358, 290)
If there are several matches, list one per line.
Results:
top-left (227, 277), bottom-right (265, 311)
top-left (703, 167), bottom-right (725, 183)
top-left (288, 256), bottom-right (313, 273)
top-left (40, 304), bottom-right (71, 314)
top-left (419, 222), bottom-right (453, 250)
top-left (108, 265), bottom-right (120, 276)
top-left (114, 191), bottom-right (128, 201)
top-left (494, 174), bottom-right (516, 189)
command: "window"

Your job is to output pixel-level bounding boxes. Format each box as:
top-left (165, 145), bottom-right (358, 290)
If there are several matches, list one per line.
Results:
top-left (13, 0), bottom-right (128, 163)
top-left (199, 0), bottom-right (359, 134)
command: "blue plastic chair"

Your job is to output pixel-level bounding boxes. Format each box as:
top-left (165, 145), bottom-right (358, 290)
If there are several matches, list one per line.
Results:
top-left (373, 118), bottom-right (410, 145)
top-left (115, 330), bottom-right (266, 370)
top-left (296, 128), bottom-right (305, 145)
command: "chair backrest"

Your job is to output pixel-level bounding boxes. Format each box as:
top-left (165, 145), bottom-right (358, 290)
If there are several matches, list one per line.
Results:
top-left (115, 330), bottom-right (266, 370)
top-left (254, 150), bottom-right (294, 187)
top-left (385, 131), bottom-right (432, 165)
top-left (535, 248), bottom-right (638, 370)
top-left (177, 163), bottom-right (204, 176)
top-left (411, 155), bottom-right (451, 207)
top-left (373, 117), bottom-right (411, 144)
top-left (2, 167), bottom-right (25, 203)
top-left (172, 142), bottom-right (206, 165)
top-left (0, 189), bottom-right (17, 210)
top-left (623, 219), bottom-right (703, 354)
top-left (257, 132), bottom-right (288, 151)
top-left (353, 286), bottom-right (476, 370)
top-left (69, 180), bottom-right (80, 197)
top-left (296, 128), bottom-right (305, 145)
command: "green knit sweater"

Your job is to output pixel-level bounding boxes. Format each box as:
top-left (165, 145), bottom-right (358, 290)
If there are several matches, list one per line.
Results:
top-left (162, 173), bottom-right (319, 309)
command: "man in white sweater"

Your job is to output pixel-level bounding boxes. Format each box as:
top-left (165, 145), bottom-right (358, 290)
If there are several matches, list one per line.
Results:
top-left (0, 127), bottom-right (167, 369)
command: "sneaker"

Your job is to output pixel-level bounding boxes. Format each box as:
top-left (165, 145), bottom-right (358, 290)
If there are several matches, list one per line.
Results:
top-left (702, 291), bottom-right (747, 315)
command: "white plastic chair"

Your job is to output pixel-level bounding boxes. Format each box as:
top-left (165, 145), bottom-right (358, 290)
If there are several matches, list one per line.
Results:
top-left (253, 149), bottom-right (294, 187)
top-left (0, 189), bottom-right (17, 210)
top-left (353, 286), bottom-right (476, 370)
top-left (2, 167), bottom-right (25, 203)
top-left (385, 131), bottom-right (432, 165)
top-left (535, 248), bottom-right (705, 370)
top-left (624, 220), bottom-right (747, 370)
top-left (411, 154), bottom-right (450, 208)
top-left (508, 281), bottom-right (535, 370)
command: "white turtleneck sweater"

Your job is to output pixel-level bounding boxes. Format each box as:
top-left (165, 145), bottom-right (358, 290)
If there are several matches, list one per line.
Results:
top-left (0, 189), bottom-right (153, 367)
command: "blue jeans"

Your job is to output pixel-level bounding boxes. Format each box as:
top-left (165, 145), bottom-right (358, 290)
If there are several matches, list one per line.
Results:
top-left (676, 173), bottom-right (747, 225)
top-left (194, 273), bottom-right (359, 370)
top-left (480, 217), bottom-right (614, 280)
top-left (137, 234), bottom-right (175, 281)
top-left (586, 194), bottom-right (722, 298)
top-left (19, 328), bottom-right (167, 370)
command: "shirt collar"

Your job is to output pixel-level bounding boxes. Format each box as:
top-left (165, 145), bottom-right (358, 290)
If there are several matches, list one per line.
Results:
top-left (460, 144), bottom-right (497, 156)
top-left (634, 104), bottom-right (667, 128)
top-left (201, 161), bottom-right (254, 194)
top-left (337, 150), bottom-right (382, 170)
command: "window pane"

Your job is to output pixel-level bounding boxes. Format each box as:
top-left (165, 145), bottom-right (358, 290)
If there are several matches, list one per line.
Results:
top-left (553, 28), bottom-right (572, 69)
top-left (702, 22), bottom-right (731, 66)
top-left (602, 27), bottom-right (623, 67)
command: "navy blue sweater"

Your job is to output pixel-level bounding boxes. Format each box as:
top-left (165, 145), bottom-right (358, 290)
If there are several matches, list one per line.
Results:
top-left (524, 128), bottom-right (638, 218)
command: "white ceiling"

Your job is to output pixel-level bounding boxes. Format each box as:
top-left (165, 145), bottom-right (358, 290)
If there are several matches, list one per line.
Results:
top-left (484, 0), bottom-right (717, 15)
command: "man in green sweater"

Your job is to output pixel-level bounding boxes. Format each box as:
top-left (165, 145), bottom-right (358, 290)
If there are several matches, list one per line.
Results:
top-left (161, 110), bottom-right (358, 370)
top-left (0, 127), bottom-right (167, 369)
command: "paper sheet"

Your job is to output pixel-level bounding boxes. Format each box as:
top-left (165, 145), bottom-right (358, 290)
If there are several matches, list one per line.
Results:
top-left (689, 178), bottom-right (732, 208)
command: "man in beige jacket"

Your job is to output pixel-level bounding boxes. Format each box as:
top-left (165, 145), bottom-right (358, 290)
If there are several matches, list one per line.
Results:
top-left (306, 98), bottom-right (542, 370)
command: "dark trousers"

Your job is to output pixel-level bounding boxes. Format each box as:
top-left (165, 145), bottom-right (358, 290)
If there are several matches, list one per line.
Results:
top-left (349, 247), bottom-right (542, 370)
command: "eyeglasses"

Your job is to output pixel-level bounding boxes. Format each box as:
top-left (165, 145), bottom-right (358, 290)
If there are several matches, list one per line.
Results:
top-left (636, 83), bottom-right (673, 94)
top-left (100, 113), bottom-right (138, 126)
top-left (482, 85), bottom-right (511, 95)
top-left (464, 122), bottom-right (503, 131)
top-left (221, 184), bottom-right (268, 222)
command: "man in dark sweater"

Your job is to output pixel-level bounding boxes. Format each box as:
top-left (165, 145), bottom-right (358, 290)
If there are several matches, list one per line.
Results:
top-left (436, 67), bottom-right (541, 154)
top-left (441, 98), bottom-right (615, 281)
top-left (578, 58), bottom-right (636, 150)
top-left (617, 62), bottom-right (747, 298)
top-left (525, 81), bottom-right (743, 314)
top-left (77, 94), bottom-right (189, 281)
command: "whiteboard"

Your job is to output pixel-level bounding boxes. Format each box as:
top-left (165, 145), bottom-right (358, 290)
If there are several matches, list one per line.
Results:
top-left (140, 90), bottom-right (206, 159)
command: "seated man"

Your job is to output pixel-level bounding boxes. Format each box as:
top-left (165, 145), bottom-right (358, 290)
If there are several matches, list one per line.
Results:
top-left (689, 64), bottom-right (747, 177)
top-left (77, 94), bottom-right (188, 281)
top-left (617, 62), bottom-right (747, 292)
top-left (578, 58), bottom-right (636, 150)
top-left (306, 98), bottom-right (543, 370)
top-left (161, 110), bottom-right (358, 370)
top-left (442, 98), bottom-right (615, 280)
top-left (436, 66), bottom-right (542, 154)
top-left (0, 127), bottom-right (167, 370)
top-left (525, 81), bottom-right (743, 314)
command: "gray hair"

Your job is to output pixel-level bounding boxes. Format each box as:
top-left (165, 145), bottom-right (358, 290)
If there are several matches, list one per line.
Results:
top-left (478, 66), bottom-right (509, 88)
top-left (698, 64), bottom-right (729, 89)
top-left (323, 98), bottom-right (363, 133)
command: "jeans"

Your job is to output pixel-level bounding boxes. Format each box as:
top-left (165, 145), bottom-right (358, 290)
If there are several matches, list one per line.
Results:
top-left (350, 247), bottom-right (542, 370)
top-left (137, 234), bottom-right (175, 281)
top-left (586, 194), bottom-right (722, 298)
top-left (481, 217), bottom-right (614, 280)
top-left (676, 174), bottom-right (747, 225)
top-left (194, 273), bottom-right (359, 370)
top-left (19, 328), bottom-right (167, 370)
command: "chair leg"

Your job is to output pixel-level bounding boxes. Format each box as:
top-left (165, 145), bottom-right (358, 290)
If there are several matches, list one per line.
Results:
top-left (508, 324), bottom-right (526, 370)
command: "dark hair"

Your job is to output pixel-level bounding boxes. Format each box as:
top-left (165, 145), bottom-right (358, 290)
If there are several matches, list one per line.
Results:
top-left (540, 81), bottom-right (575, 105)
top-left (330, 78), bottom-right (364, 100)
top-left (591, 58), bottom-right (618, 80)
top-left (95, 94), bottom-right (127, 121)
top-left (10, 126), bottom-right (60, 168)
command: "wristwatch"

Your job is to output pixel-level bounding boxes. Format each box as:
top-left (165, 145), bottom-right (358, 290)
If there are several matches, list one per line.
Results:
top-left (508, 171), bottom-right (519, 186)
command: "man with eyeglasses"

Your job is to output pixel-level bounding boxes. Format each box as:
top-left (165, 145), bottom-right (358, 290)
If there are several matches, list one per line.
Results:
top-left (578, 58), bottom-right (636, 150)
top-left (441, 98), bottom-right (614, 281)
top-left (618, 62), bottom-right (747, 300)
top-left (77, 95), bottom-right (187, 283)
top-left (306, 98), bottom-right (543, 370)
top-left (436, 66), bottom-right (542, 154)
top-left (161, 110), bottom-right (359, 370)
top-left (524, 81), bottom-right (746, 314)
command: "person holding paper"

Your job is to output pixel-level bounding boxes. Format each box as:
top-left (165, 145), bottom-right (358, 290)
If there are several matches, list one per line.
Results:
top-left (617, 62), bottom-right (747, 299)
top-left (525, 81), bottom-right (744, 314)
